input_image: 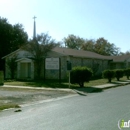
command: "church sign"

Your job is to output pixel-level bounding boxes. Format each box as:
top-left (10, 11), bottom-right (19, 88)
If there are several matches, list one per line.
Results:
top-left (45, 58), bottom-right (59, 70)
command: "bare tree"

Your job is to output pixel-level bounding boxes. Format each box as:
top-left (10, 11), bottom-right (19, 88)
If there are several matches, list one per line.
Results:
top-left (22, 33), bottom-right (59, 79)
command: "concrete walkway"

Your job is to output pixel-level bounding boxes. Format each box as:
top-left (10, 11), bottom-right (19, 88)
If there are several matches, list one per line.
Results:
top-left (2, 80), bottom-right (130, 94)
top-left (93, 80), bottom-right (130, 89)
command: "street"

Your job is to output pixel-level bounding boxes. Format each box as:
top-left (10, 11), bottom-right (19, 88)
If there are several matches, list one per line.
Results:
top-left (0, 85), bottom-right (130, 130)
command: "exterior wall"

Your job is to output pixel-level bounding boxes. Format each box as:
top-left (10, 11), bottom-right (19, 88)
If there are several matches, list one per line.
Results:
top-left (125, 58), bottom-right (130, 68)
top-left (127, 62), bottom-right (130, 68)
top-left (110, 62), bottom-right (126, 70)
top-left (41, 57), bottom-right (68, 80)
top-left (4, 50), bottom-right (33, 79)
top-left (42, 56), bottom-right (110, 80)
top-left (70, 57), bottom-right (109, 76)
top-left (4, 50), bottom-right (111, 80)
top-left (39, 51), bottom-right (67, 80)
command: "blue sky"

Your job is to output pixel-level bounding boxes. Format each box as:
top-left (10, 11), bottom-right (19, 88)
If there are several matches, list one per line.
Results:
top-left (0, 0), bottom-right (130, 52)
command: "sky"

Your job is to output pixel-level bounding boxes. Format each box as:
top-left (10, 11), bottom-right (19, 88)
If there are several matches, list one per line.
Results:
top-left (0, 0), bottom-right (130, 53)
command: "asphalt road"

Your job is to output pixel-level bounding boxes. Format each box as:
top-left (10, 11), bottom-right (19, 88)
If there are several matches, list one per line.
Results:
top-left (0, 85), bottom-right (130, 130)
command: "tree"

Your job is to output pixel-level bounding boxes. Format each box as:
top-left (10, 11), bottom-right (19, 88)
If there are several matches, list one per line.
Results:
top-left (0, 17), bottom-right (28, 70)
top-left (63, 34), bottom-right (84, 49)
top-left (124, 68), bottom-right (130, 79)
top-left (70, 66), bottom-right (93, 87)
top-left (94, 37), bottom-right (120, 56)
top-left (81, 39), bottom-right (95, 51)
top-left (114, 69), bottom-right (124, 81)
top-left (119, 50), bottom-right (130, 55)
top-left (102, 70), bottom-right (115, 83)
top-left (6, 55), bottom-right (18, 79)
top-left (11, 24), bottom-right (28, 51)
top-left (22, 33), bottom-right (59, 79)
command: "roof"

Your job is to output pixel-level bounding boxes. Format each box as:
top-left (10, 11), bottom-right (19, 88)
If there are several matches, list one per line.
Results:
top-left (109, 55), bottom-right (130, 62)
top-left (2, 49), bottom-right (21, 59)
top-left (1, 47), bottom-right (114, 61)
top-left (52, 47), bottom-right (112, 60)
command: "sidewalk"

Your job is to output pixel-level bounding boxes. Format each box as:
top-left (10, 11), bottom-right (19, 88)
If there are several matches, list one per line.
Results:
top-left (93, 80), bottom-right (130, 89)
top-left (3, 80), bottom-right (130, 94)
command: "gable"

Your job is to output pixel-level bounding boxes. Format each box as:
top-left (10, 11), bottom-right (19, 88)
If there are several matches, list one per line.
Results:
top-left (2, 49), bottom-right (32, 60)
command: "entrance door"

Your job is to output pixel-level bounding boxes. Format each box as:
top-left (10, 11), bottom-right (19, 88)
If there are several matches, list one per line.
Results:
top-left (20, 63), bottom-right (31, 79)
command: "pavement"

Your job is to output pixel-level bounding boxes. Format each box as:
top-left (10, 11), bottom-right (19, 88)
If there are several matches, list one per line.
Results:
top-left (1, 84), bottom-right (130, 130)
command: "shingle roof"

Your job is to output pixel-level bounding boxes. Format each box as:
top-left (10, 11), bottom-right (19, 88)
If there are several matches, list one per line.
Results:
top-left (52, 47), bottom-right (112, 60)
top-left (4, 47), bottom-right (129, 62)
top-left (109, 55), bottom-right (130, 62)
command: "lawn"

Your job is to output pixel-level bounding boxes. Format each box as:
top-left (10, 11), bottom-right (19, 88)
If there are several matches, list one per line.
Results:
top-left (4, 76), bottom-right (129, 88)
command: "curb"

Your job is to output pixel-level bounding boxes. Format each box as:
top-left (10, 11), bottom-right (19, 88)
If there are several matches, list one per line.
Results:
top-left (101, 82), bottom-right (130, 90)
top-left (2, 85), bottom-right (76, 94)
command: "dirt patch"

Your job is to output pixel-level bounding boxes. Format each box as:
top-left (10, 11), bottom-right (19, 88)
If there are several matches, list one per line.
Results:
top-left (0, 87), bottom-right (73, 106)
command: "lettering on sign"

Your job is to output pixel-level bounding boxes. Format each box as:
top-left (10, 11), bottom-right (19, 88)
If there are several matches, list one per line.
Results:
top-left (45, 58), bottom-right (59, 70)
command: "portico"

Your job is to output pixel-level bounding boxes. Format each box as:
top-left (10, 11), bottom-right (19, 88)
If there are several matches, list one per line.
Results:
top-left (16, 58), bottom-right (34, 79)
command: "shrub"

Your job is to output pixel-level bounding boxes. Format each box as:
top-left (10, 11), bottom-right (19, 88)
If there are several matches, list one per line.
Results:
top-left (70, 66), bottom-right (93, 87)
top-left (0, 71), bottom-right (4, 85)
top-left (114, 69), bottom-right (124, 81)
top-left (102, 70), bottom-right (115, 83)
top-left (124, 68), bottom-right (130, 80)
top-left (6, 55), bottom-right (17, 79)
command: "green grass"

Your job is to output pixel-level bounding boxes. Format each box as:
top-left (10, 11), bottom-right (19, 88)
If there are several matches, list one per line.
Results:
top-left (0, 103), bottom-right (20, 111)
top-left (4, 76), bottom-right (129, 88)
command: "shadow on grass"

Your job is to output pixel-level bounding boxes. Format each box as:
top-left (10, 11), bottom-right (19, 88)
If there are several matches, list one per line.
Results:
top-left (26, 81), bottom-right (104, 92)
top-left (24, 80), bottom-right (69, 88)
top-left (4, 80), bottom-right (104, 94)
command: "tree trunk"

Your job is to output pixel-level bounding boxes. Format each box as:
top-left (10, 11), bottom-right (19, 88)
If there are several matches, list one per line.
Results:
top-left (108, 78), bottom-right (111, 83)
top-left (117, 77), bottom-right (119, 81)
top-left (79, 82), bottom-right (84, 87)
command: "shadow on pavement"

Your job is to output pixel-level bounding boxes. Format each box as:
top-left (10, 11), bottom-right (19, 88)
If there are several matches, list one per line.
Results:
top-left (72, 86), bottom-right (103, 95)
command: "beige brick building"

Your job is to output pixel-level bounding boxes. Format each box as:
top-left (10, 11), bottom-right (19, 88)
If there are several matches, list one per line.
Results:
top-left (2, 47), bottom-right (130, 80)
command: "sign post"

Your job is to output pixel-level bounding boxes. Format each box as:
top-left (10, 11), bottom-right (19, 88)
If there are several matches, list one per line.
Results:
top-left (69, 71), bottom-right (70, 88)
top-left (67, 61), bottom-right (72, 88)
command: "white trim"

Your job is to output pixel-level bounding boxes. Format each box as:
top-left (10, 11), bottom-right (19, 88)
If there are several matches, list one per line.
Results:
top-left (16, 58), bottom-right (32, 62)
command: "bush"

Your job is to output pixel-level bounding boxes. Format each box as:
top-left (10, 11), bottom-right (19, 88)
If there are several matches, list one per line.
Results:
top-left (124, 68), bottom-right (130, 80)
top-left (102, 70), bottom-right (115, 83)
top-left (114, 69), bottom-right (124, 81)
top-left (70, 66), bottom-right (93, 87)
top-left (0, 71), bottom-right (4, 85)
